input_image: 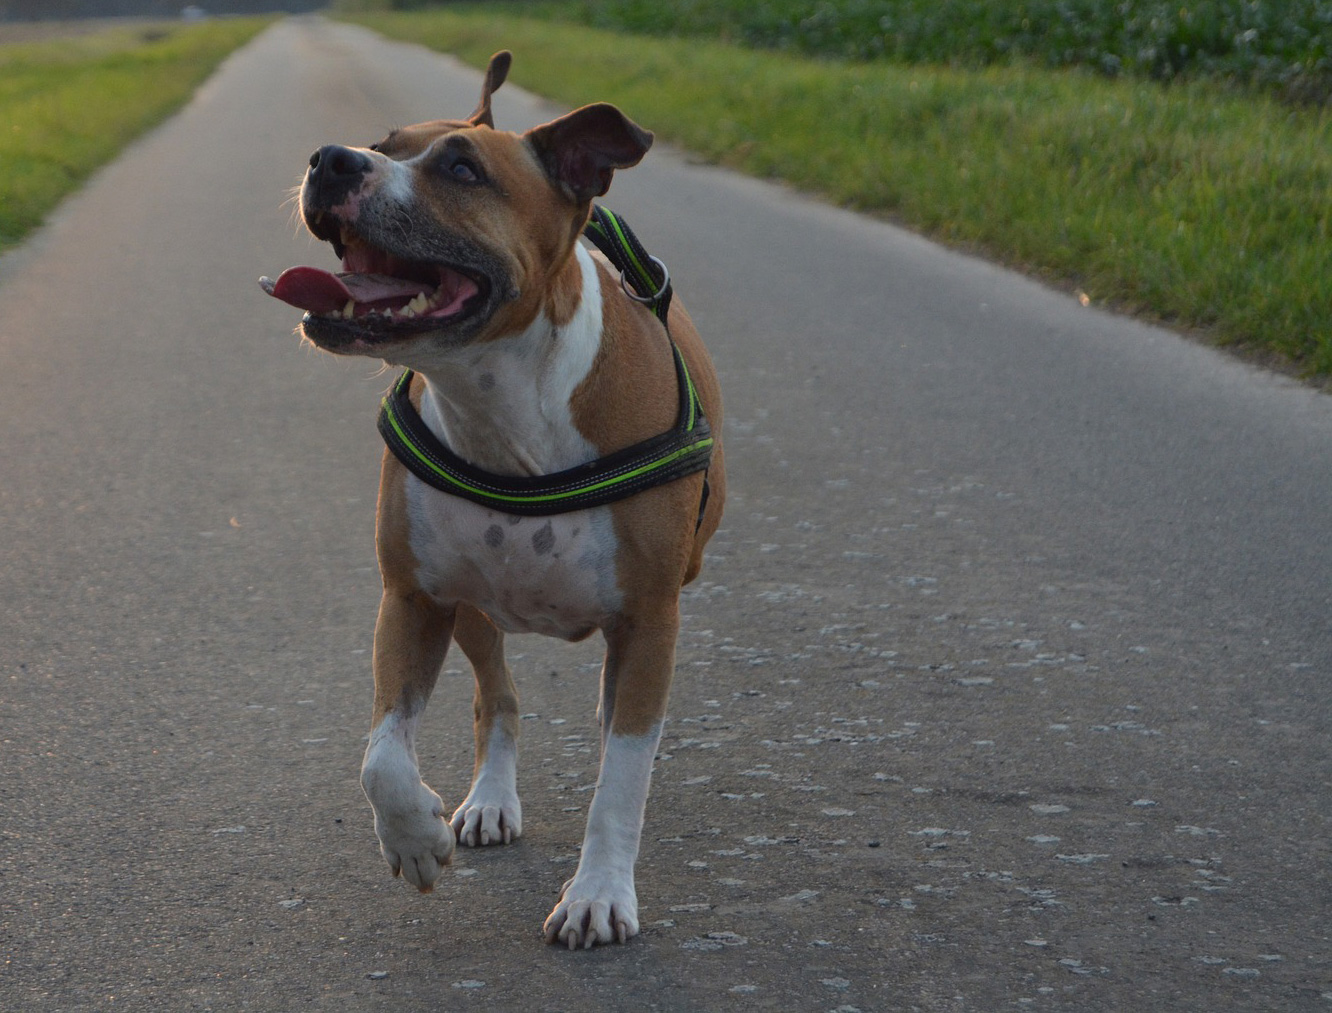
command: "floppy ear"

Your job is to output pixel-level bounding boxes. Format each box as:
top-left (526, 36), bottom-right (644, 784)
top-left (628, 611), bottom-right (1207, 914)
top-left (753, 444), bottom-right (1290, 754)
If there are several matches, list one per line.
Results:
top-left (525, 103), bottom-right (654, 203)
top-left (467, 50), bottom-right (512, 128)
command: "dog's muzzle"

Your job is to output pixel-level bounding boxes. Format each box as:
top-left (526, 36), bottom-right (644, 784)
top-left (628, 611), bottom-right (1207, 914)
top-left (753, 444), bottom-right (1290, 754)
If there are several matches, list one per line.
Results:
top-left (305, 144), bottom-right (372, 210)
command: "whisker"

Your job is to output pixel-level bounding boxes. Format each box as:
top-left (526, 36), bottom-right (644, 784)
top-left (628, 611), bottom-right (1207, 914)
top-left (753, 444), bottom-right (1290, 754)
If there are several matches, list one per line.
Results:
top-left (283, 179), bottom-right (306, 234)
top-left (391, 206), bottom-right (413, 244)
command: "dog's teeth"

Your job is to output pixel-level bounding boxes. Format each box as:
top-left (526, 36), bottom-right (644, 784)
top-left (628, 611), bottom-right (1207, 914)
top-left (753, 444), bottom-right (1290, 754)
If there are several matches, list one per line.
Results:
top-left (408, 293), bottom-right (429, 314)
top-left (343, 300), bottom-right (356, 319)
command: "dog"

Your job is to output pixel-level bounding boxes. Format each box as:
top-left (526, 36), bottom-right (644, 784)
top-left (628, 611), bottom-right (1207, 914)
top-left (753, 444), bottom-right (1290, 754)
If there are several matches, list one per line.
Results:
top-left (261, 52), bottom-right (724, 948)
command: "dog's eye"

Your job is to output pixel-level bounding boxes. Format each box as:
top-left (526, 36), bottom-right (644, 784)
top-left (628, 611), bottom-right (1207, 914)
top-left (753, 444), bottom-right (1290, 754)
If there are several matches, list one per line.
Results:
top-left (448, 158), bottom-right (482, 183)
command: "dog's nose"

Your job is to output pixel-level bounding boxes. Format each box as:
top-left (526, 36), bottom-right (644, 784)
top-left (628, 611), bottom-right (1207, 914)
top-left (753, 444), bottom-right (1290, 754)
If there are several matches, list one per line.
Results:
top-left (308, 144), bottom-right (371, 182)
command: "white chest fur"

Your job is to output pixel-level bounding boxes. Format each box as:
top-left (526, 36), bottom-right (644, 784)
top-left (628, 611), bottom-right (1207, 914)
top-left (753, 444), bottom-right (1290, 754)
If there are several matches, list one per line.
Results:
top-left (403, 244), bottom-right (622, 637)
top-left (406, 495), bottom-right (621, 637)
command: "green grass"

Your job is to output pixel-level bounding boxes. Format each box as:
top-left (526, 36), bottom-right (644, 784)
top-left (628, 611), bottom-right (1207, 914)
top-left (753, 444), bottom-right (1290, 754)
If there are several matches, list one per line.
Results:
top-left (0, 18), bottom-right (273, 251)
top-left (360, 0), bottom-right (1332, 102)
top-left (345, 8), bottom-right (1332, 375)
top-left (564, 0), bottom-right (1332, 103)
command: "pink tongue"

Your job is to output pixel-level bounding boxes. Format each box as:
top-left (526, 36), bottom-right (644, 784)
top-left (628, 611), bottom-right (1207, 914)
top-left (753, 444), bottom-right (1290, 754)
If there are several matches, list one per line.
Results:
top-left (261, 267), bottom-right (431, 314)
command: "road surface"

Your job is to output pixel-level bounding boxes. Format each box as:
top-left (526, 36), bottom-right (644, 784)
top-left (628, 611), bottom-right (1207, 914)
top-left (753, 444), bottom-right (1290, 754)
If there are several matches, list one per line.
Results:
top-left (1, 17), bottom-right (1329, 1011)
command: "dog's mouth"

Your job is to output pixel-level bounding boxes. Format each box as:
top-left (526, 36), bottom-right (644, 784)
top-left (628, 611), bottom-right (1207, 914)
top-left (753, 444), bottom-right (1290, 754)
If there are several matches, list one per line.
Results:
top-left (260, 227), bottom-right (491, 337)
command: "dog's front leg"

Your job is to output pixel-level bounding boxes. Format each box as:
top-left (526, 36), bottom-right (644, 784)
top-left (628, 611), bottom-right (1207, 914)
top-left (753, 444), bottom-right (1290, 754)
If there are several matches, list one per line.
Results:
top-left (360, 590), bottom-right (456, 892)
top-left (543, 610), bottom-right (677, 948)
top-left (449, 603), bottom-right (522, 848)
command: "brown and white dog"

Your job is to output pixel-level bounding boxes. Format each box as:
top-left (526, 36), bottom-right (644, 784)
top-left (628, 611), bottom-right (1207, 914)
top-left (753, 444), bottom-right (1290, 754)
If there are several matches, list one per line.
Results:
top-left (261, 53), bottom-right (724, 948)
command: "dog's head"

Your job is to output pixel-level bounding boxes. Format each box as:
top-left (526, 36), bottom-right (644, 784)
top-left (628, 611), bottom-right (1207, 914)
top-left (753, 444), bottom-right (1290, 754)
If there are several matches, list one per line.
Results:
top-left (261, 51), bottom-right (653, 361)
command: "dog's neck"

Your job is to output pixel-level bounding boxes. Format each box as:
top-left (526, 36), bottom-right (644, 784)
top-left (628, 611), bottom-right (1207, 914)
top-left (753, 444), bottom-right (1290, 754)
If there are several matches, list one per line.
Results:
top-left (412, 243), bottom-right (603, 478)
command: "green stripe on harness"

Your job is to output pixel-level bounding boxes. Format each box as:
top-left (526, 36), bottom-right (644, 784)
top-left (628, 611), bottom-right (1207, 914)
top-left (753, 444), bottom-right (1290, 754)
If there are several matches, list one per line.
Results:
top-left (585, 205), bottom-right (672, 324)
top-left (376, 205), bottom-right (712, 519)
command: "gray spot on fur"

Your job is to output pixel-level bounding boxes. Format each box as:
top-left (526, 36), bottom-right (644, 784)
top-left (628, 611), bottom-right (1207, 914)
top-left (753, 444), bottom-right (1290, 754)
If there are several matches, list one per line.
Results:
top-left (532, 521), bottom-right (556, 556)
top-left (477, 372), bottom-right (496, 391)
top-left (484, 524), bottom-right (505, 549)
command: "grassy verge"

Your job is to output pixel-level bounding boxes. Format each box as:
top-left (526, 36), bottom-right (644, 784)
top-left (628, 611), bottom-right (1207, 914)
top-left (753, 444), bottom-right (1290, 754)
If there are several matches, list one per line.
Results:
top-left (560, 0), bottom-right (1332, 103)
top-left (0, 18), bottom-right (274, 251)
top-left (344, 8), bottom-right (1332, 376)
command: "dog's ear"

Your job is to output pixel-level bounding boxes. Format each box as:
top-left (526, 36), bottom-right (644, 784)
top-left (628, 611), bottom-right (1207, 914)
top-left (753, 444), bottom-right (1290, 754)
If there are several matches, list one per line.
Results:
top-left (467, 50), bottom-right (512, 128)
top-left (525, 103), bottom-right (653, 203)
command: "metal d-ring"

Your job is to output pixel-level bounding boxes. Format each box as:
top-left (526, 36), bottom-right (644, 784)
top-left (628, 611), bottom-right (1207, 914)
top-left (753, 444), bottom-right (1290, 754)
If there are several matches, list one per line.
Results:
top-left (620, 255), bottom-right (670, 305)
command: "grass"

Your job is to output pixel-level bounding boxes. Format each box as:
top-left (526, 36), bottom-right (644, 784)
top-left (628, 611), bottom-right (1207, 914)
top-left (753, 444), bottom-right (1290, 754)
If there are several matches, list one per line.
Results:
top-left (0, 18), bottom-right (274, 251)
top-left (562, 0), bottom-right (1332, 103)
top-left (344, 7), bottom-right (1332, 376)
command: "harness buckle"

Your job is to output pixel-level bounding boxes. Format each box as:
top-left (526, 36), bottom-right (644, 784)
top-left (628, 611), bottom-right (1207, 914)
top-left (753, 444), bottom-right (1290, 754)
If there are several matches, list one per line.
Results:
top-left (620, 255), bottom-right (670, 306)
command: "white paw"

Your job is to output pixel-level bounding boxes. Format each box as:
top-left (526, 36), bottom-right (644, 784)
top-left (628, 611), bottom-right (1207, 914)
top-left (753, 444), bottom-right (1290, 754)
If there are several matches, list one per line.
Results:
top-left (449, 787), bottom-right (522, 847)
top-left (543, 869), bottom-right (639, 949)
top-left (369, 781), bottom-right (456, 893)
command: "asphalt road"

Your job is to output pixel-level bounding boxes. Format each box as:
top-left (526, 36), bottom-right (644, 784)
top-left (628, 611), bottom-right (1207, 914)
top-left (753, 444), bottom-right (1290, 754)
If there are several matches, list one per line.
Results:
top-left (2, 17), bottom-right (1329, 1012)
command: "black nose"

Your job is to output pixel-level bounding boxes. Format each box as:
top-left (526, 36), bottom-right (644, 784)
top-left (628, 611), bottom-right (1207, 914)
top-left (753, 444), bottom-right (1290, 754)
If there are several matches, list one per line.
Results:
top-left (305, 144), bottom-right (373, 210)
top-left (308, 144), bottom-right (371, 182)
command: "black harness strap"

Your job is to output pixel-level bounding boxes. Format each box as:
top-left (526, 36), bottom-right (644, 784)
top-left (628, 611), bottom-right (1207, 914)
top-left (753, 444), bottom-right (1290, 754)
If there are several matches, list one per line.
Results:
top-left (585, 205), bottom-right (672, 324)
top-left (377, 206), bottom-right (713, 520)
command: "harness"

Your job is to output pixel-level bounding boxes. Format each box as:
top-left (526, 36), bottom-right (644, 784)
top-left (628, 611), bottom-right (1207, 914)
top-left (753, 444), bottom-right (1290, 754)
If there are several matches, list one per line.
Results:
top-left (377, 206), bottom-right (713, 522)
